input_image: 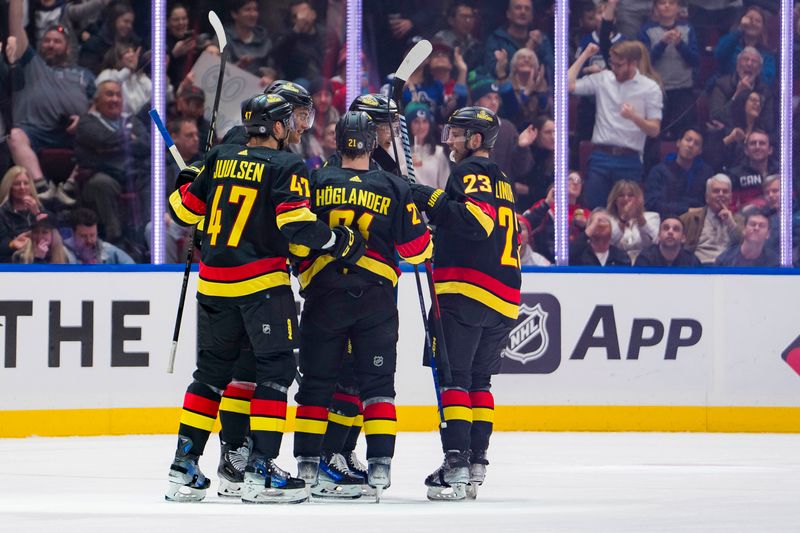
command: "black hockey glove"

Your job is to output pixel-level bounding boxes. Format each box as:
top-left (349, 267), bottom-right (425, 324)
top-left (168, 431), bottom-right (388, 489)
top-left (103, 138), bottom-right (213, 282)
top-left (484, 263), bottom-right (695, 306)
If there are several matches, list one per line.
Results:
top-left (175, 163), bottom-right (202, 191)
top-left (328, 225), bottom-right (367, 263)
top-left (410, 183), bottom-right (448, 221)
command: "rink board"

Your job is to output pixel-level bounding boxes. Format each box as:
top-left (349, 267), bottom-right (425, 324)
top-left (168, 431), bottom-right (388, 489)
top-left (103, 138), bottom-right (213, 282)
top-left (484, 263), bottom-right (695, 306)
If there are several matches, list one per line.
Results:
top-left (1, 267), bottom-right (799, 436)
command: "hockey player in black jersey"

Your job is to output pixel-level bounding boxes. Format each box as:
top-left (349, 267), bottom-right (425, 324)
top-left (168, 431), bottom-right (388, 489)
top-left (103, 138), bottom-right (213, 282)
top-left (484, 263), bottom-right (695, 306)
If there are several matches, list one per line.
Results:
top-left (165, 93), bottom-right (366, 504)
top-left (292, 111), bottom-right (433, 502)
top-left (410, 106), bottom-right (522, 501)
top-left (344, 94), bottom-right (402, 174)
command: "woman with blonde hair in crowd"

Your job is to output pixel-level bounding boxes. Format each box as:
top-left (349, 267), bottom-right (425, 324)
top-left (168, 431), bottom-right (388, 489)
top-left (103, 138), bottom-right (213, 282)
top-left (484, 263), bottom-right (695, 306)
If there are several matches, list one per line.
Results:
top-left (606, 179), bottom-right (660, 262)
top-left (506, 48), bottom-right (550, 129)
top-left (0, 166), bottom-right (50, 263)
top-left (12, 217), bottom-right (68, 264)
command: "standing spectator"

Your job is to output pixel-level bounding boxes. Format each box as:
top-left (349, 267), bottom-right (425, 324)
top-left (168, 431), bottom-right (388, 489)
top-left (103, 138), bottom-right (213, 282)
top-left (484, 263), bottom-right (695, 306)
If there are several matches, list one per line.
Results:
top-left (74, 78), bottom-right (150, 249)
top-left (271, 0), bottom-right (340, 81)
top-left (427, 41), bottom-right (469, 122)
top-left (680, 173), bottom-right (742, 265)
top-left (0, 38), bottom-right (12, 176)
top-left (406, 102), bottom-right (450, 190)
top-left (64, 207), bottom-right (133, 264)
top-left (638, 0), bottom-right (699, 139)
top-left (433, 1), bottom-right (482, 71)
top-left (614, 0), bottom-right (654, 39)
top-left (606, 179), bottom-right (660, 263)
top-left (0, 166), bottom-right (48, 263)
top-left (714, 6), bottom-right (776, 87)
top-left (569, 41), bottom-right (663, 208)
top-left (569, 207), bottom-right (631, 266)
top-left (12, 215), bottom-right (68, 264)
top-left (485, 0), bottom-right (554, 87)
top-left (79, 1), bottom-right (142, 75)
top-left (516, 114), bottom-right (554, 210)
top-left (7, 0), bottom-right (96, 199)
top-left (726, 129), bottom-right (778, 211)
top-left (98, 43), bottom-right (151, 116)
top-left (686, 0), bottom-right (743, 46)
top-left (28, 0), bottom-right (111, 63)
top-left (714, 207), bottom-right (777, 266)
top-left (635, 216), bottom-right (701, 266)
top-left (645, 127), bottom-right (712, 217)
top-left (224, 0), bottom-right (273, 77)
top-left (166, 3), bottom-right (197, 90)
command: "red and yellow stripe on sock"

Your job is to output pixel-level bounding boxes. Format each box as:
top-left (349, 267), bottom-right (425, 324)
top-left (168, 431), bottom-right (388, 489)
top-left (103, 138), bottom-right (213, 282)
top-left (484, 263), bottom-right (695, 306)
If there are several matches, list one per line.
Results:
top-left (440, 388), bottom-right (472, 452)
top-left (250, 399), bottom-right (287, 458)
top-left (219, 381), bottom-right (254, 445)
top-left (469, 390), bottom-right (494, 452)
top-left (294, 405), bottom-right (329, 457)
top-left (363, 399), bottom-right (396, 459)
top-left (177, 385), bottom-right (221, 455)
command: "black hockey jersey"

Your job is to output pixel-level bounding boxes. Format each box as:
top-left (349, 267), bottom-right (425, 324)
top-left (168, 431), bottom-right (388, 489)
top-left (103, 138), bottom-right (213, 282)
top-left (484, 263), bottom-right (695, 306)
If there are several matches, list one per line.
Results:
top-left (431, 156), bottom-right (521, 319)
top-left (297, 165), bottom-right (432, 290)
top-left (168, 143), bottom-right (332, 302)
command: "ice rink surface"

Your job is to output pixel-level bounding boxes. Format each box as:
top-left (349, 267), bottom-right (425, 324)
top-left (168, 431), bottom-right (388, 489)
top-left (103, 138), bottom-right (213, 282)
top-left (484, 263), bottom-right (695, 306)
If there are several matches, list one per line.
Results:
top-left (1, 431), bottom-right (798, 533)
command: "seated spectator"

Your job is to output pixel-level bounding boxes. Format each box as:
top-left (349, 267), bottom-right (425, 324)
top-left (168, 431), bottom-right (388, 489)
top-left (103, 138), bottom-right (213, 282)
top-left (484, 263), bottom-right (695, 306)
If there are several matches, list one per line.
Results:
top-left (75, 78), bottom-right (150, 249)
top-left (638, 0), bottom-right (699, 139)
top-left (433, 1), bottom-right (483, 72)
top-left (517, 213), bottom-right (551, 266)
top-left (224, 0), bottom-right (273, 76)
top-left (741, 173), bottom-right (780, 257)
top-left (406, 103), bottom-right (450, 190)
top-left (309, 77), bottom-right (340, 149)
top-left (708, 47), bottom-right (775, 153)
top-left (7, 0), bottom-right (96, 199)
top-left (171, 83), bottom-right (211, 153)
top-left (606, 179), bottom-right (660, 262)
top-left (12, 214), bottom-right (67, 264)
top-left (485, 0), bottom-right (554, 87)
top-left (714, 207), bottom-right (777, 266)
top-left (714, 6), bottom-right (776, 87)
top-left (271, 0), bottom-right (339, 81)
top-left (569, 207), bottom-right (631, 266)
top-left (570, 1), bottom-right (601, 60)
top-left (686, 0), bottom-right (743, 45)
top-left (645, 127), bottom-right (712, 217)
top-left (320, 120), bottom-right (337, 161)
top-left (166, 3), bottom-right (197, 90)
top-left (28, 0), bottom-right (111, 63)
top-left (709, 90), bottom-right (773, 169)
top-left (0, 38), bottom-right (12, 175)
top-left (680, 173), bottom-right (742, 265)
top-left (635, 216), bottom-right (701, 266)
top-left (165, 117), bottom-right (200, 193)
top-left (79, 1), bottom-right (142, 75)
top-left (505, 48), bottom-right (550, 130)
top-left (516, 114), bottom-right (554, 210)
top-left (569, 40), bottom-right (663, 208)
top-left (0, 165), bottom-right (49, 262)
top-left (726, 129), bottom-right (778, 211)
top-left (469, 74), bottom-right (534, 195)
top-left (98, 42), bottom-right (151, 116)
top-left (428, 41), bottom-right (469, 122)
top-left (64, 207), bottom-right (133, 264)
top-left (524, 171), bottom-right (588, 262)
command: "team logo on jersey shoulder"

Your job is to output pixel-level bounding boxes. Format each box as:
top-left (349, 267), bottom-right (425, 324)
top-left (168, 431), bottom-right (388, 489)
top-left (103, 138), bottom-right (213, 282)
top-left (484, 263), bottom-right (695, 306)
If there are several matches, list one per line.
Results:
top-left (504, 303), bottom-right (549, 364)
top-left (350, 176), bottom-right (362, 182)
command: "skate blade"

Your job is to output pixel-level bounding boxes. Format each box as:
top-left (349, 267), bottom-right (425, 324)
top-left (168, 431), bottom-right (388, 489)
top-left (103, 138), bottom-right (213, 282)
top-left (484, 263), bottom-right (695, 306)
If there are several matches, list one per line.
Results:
top-left (466, 482), bottom-right (480, 500)
top-left (361, 484), bottom-right (377, 497)
top-left (426, 482), bottom-right (467, 501)
top-left (217, 476), bottom-right (243, 497)
top-left (242, 486), bottom-right (308, 504)
top-left (165, 481), bottom-right (207, 502)
top-left (374, 485), bottom-right (383, 503)
top-left (311, 481), bottom-right (362, 499)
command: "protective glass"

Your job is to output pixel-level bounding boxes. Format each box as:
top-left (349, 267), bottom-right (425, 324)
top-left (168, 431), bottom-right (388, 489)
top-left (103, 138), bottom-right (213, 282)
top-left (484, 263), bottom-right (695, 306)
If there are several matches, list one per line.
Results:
top-left (376, 120), bottom-right (401, 138)
top-left (291, 106), bottom-right (316, 130)
top-left (441, 124), bottom-right (467, 144)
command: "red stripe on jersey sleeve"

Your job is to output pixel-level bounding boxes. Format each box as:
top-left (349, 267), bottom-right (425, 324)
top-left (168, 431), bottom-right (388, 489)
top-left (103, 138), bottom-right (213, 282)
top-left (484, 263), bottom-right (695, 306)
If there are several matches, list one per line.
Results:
top-left (465, 197), bottom-right (496, 220)
top-left (183, 393), bottom-right (220, 417)
top-left (296, 405), bottom-right (330, 421)
top-left (364, 402), bottom-right (397, 421)
top-left (395, 230), bottom-right (432, 259)
top-left (275, 199), bottom-right (311, 215)
top-left (180, 183), bottom-right (206, 215)
top-left (433, 267), bottom-right (520, 304)
top-left (441, 389), bottom-right (471, 408)
top-left (250, 399), bottom-right (287, 418)
top-left (199, 257), bottom-right (288, 282)
top-left (469, 391), bottom-right (494, 409)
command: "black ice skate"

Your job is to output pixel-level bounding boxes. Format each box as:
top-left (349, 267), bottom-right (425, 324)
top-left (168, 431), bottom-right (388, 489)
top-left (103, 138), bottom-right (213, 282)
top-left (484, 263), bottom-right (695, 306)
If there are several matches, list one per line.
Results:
top-left (241, 455), bottom-right (307, 504)
top-left (165, 437), bottom-right (210, 502)
top-left (343, 450), bottom-right (376, 497)
top-left (217, 438), bottom-right (250, 497)
top-left (424, 450), bottom-right (470, 501)
top-left (367, 457), bottom-right (392, 503)
top-left (466, 450), bottom-right (489, 500)
top-left (311, 452), bottom-right (363, 499)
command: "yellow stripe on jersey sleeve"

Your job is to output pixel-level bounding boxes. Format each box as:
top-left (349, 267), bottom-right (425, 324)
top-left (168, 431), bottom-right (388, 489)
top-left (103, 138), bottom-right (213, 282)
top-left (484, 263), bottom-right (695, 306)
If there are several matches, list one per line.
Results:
top-left (169, 189), bottom-right (204, 225)
top-left (276, 207), bottom-right (317, 229)
top-left (465, 202), bottom-right (495, 238)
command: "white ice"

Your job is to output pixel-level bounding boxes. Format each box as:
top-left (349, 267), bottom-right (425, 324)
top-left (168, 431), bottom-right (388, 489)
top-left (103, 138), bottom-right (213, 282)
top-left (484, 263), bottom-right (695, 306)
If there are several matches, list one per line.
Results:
top-left (1, 432), bottom-right (798, 533)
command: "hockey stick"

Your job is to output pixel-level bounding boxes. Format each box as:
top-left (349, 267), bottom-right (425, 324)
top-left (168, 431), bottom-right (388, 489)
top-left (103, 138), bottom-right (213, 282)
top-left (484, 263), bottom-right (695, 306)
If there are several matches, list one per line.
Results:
top-left (163, 11), bottom-right (228, 374)
top-left (149, 109), bottom-right (186, 171)
top-left (386, 39), bottom-right (451, 428)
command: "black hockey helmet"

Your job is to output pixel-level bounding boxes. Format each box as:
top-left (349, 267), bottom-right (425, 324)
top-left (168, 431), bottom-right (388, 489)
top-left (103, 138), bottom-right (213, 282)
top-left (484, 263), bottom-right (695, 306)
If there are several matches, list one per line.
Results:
top-left (348, 93), bottom-right (398, 124)
top-left (336, 111), bottom-right (377, 156)
top-left (442, 106), bottom-right (499, 150)
top-left (265, 80), bottom-right (314, 108)
top-left (241, 93), bottom-right (293, 136)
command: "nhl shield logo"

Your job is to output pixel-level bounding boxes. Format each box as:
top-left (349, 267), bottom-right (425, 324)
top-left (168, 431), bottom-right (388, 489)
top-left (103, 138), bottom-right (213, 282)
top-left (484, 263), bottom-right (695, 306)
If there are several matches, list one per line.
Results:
top-left (373, 356), bottom-right (384, 367)
top-left (503, 303), bottom-right (549, 364)
top-left (262, 324), bottom-right (271, 335)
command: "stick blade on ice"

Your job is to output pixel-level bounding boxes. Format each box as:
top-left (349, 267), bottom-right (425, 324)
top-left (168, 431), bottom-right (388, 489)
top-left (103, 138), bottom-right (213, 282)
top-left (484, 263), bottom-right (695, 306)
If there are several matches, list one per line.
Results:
top-left (395, 39), bottom-right (432, 83)
top-left (208, 11), bottom-right (226, 51)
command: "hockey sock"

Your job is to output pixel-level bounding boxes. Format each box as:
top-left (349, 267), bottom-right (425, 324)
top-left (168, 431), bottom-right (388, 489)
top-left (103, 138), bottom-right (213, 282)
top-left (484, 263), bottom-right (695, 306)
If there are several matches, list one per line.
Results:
top-left (362, 397), bottom-right (396, 459)
top-left (321, 391), bottom-right (360, 454)
top-left (219, 381), bottom-right (254, 447)
top-left (341, 402), bottom-right (363, 453)
top-left (250, 382), bottom-right (288, 459)
top-left (177, 381), bottom-right (222, 456)
top-left (469, 390), bottom-right (494, 455)
top-left (440, 388), bottom-right (472, 452)
top-left (293, 404), bottom-right (329, 458)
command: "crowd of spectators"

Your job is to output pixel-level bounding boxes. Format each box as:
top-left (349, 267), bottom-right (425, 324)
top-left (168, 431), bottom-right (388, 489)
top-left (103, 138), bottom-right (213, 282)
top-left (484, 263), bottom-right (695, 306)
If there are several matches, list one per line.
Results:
top-left (0, 0), bottom-right (793, 267)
